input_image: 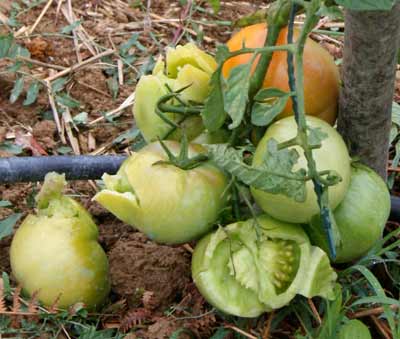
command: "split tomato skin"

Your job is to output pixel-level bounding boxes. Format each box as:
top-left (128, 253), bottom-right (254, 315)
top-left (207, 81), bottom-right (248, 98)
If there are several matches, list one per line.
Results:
top-left (308, 163), bottom-right (390, 263)
top-left (222, 23), bottom-right (340, 125)
top-left (10, 174), bottom-right (110, 310)
top-left (133, 43), bottom-right (217, 143)
top-left (94, 141), bottom-right (229, 244)
top-left (192, 215), bottom-right (337, 317)
top-left (251, 116), bottom-right (351, 224)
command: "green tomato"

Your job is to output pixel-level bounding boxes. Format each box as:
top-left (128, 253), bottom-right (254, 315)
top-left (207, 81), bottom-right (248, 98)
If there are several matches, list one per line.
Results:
top-left (192, 215), bottom-right (337, 317)
top-left (251, 116), bottom-right (351, 223)
top-left (133, 43), bottom-right (217, 143)
top-left (308, 163), bottom-right (390, 263)
top-left (10, 173), bottom-right (110, 310)
top-left (94, 141), bottom-right (229, 244)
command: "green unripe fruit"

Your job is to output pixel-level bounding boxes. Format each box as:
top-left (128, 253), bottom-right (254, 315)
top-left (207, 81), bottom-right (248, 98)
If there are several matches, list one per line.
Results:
top-left (10, 173), bottom-right (110, 309)
top-left (308, 163), bottom-right (390, 263)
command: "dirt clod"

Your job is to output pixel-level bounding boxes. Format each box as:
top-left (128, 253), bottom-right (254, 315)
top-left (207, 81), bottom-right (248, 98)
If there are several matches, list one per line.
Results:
top-left (32, 120), bottom-right (57, 150)
top-left (109, 232), bottom-right (191, 311)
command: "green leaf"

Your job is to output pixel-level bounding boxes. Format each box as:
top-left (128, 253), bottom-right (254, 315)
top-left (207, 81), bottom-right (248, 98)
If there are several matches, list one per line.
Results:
top-left (112, 128), bottom-right (140, 145)
top-left (351, 295), bottom-right (400, 307)
top-left (210, 328), bottom-right (230, 339)
top-left (60, 20), bottom-right (82, 34)
top-left (316, 284), bottom-right (345, 339)
top-left (251, 88), bottom-right (291, 126)
top-left (201, 67), bottom-right (226, 131)
top-left (169, 328), bottom-right (195, 339)
top-left (251, 101), bottom-right (285, 126)
top-left (56, 93), bottom-right (81, 108)
top-left (73, 112), bottom-right (88, 125)
top-left (392, 101), bottom-right (400, 126)
top-left (308, 126), bottom-right (328, 148)
top-left (0, 213), bottom-right (22, 241)
top-left (2, 272), bottom-right (11, 296)
top-left (0, 200), bottom-right (12, 207)
top-left (137, 55), bottom-right (155, 78)
top-left (318, 4), bottom-right (344, 20)
top-left (207, 142), bottom-right (307, 202)
top-left (119, 33), bottom-right (147, 55)
top-left (390, 125), bottom-right (398, 144)
top-left (7, 61), bottom-right (22, 72)
top-left (207, 0), bottom-right (221, 13)
top-left (338, 320), bottom-right (371, 339)
top-left (57, 146), bottom-right (73, 154)
top-left (392, 139), bottom-right (400, 168)
top-left (0, 141), bottom-right (23, 155)
top-left (9, 76), bottom-right (24, 103)
top-left (23, 81), bottom-right (41, 105)
top-left (215, 44), bottom-right (230, 64)
top-left (224, 62), bottom-right (252, 129)
top-left (51, 77), bottom-right (68, 93)
top-left (254, 87), bottom-right (288, 101)
top-left (7, 43), bottom-right (30, 58)
top-left (350, 265), bottom-right (397, 335)
top-left (106, 75), bottom-right (119, 99)
top-left (334, 0), bottom-right (395, 10)
top-left (0, 34), bottom-right (13, 58)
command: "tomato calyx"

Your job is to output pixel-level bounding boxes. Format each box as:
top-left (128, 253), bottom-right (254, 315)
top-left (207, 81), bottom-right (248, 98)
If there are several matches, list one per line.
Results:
top-left (154, 135), bottom-right (209, 170)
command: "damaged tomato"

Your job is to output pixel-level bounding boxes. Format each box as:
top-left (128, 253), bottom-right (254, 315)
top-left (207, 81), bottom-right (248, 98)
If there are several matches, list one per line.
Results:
top-left (94, 141), bottom-right (229, 244)
top-left (192, 215), bottom-right (337, 317)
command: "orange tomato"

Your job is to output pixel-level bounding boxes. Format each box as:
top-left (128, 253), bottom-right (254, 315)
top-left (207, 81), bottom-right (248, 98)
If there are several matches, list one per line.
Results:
top-left (222, 23), bottom-right (340, 125)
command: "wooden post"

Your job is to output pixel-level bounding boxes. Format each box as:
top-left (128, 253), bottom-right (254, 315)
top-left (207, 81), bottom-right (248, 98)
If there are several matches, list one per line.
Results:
top-left (337, 3), bottom-right (400, 180)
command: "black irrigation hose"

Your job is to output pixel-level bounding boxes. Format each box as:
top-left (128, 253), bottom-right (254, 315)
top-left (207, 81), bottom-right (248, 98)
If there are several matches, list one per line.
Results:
top-left (1, 155), bottom-right (400, 221)
top-left (0, 155), bottom-right (127, 184)
top-left (390, 195), bottom-right (400, 221)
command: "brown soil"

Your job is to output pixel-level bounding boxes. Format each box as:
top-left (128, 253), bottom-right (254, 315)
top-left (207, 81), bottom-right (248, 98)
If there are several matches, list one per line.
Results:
top-left (0, 238), bottom-right (11, 274)
top-left (109, 232), bottom-right (191, 311)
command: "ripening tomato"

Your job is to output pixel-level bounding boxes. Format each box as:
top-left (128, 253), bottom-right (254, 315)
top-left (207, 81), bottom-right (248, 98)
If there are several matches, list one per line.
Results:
top-left (94, 141), bottom-right (229, 244)
top-left (222, 23), bottom-right (340, 125)
top-left (251, 116), bottom-right (351, 224)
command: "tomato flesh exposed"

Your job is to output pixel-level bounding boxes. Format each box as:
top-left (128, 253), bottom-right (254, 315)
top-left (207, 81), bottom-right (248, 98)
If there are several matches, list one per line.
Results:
top-left (192, 215), bottom-right (337, 317)
top-left (10, 173), bottom-right (110, 309)
top-left (94, 141), bottom-right (229, 244)
top-left (308, 163), bottom-right (390, 263)
top-left (251, 116), bottom-right (351, 223)
top-left (223, 23), bottom-right (340, 125)
top-left (133, 43), bottom-right (217, 143)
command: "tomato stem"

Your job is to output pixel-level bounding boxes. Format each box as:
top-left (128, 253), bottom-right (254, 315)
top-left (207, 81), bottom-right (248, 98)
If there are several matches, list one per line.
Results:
top-left (35, 172), bottom-right (66, 209)
top-left (155, 135), bottom-right (209, 170)
top-left (285, 0), bottom-right (339, 259)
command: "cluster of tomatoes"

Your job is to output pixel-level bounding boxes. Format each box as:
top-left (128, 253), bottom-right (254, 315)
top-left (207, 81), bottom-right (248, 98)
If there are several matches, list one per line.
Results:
top-left (9, 24), bottom-right (390, 317)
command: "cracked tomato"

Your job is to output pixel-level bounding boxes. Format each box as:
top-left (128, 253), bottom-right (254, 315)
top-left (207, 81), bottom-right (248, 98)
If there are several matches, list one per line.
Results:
top-left (10, 173), bottom-right (110, 310)
top-left (192, 215), bottom-right (336, 317)
top-left (94, 141), bottom-right (229, 244)
top-left (134, 43), bottom-right (217, 143)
